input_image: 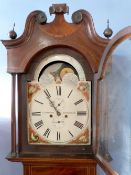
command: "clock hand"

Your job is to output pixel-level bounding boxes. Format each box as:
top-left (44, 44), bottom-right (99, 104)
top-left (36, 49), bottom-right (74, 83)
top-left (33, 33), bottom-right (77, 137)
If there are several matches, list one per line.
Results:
top-left (49, 99), bottom-right (61, 116)
top-left (45, 96), bottom-right (61, 116)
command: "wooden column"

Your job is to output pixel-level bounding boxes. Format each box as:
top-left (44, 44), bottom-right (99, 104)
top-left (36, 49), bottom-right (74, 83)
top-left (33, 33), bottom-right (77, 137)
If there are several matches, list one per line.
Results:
top-left (11, 74), bottom-right (16, 155)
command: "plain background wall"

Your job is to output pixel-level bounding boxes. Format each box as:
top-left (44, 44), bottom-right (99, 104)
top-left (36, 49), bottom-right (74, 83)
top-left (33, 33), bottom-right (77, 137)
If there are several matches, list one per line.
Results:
top-left (0, 1), bottom-right (131, 175)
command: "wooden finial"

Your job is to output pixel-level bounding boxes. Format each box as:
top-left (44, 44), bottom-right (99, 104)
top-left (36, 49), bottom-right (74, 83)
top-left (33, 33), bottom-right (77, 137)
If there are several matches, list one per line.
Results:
top-left (49, 4), bottom-right (69, 15)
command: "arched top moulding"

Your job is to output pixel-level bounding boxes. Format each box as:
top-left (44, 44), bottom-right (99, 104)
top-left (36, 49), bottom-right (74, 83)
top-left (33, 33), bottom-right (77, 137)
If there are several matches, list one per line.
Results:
top-left (97, 26), bottom-right (131, 80)
top-left (1, 3), bottom-right (108, 73)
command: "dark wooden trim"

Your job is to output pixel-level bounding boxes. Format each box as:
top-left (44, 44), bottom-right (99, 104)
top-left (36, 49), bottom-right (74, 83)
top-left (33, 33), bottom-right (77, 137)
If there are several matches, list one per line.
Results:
top-left (17, 74), bottom-right (23, 153)
top-left (23, 164), bottom-right (31, 175)
top-left (11, 74), bottom-right (16, 154)
top-left (96, 155), bottom-right (118, 175)
top-left (7, 154), bottom-right (97, 165)
top-left (92, 75), bottom-right (100, 154)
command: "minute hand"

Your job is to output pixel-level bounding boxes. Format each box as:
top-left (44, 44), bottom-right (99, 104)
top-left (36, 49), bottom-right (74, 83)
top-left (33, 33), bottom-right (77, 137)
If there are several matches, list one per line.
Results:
top-left (45, 94), bottom-right (61, 116)
top-left (49, 98), bottom-right (61, 116)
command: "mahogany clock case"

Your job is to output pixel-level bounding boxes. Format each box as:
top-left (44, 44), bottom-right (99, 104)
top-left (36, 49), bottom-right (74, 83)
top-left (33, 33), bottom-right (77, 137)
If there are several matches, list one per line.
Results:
top-left (2, 3), bottom-right (117, 175)
top-left (18, 47), bottom-right (94, 157)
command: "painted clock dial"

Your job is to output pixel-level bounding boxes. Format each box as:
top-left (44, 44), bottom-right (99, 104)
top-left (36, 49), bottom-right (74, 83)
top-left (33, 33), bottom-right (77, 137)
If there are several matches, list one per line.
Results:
top-left (27, 54), bottom-right (91, 145)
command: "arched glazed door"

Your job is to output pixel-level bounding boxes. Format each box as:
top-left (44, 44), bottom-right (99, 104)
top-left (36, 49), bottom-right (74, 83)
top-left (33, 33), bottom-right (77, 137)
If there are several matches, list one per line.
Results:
top-left (96, 27), bottom-right (131, 175)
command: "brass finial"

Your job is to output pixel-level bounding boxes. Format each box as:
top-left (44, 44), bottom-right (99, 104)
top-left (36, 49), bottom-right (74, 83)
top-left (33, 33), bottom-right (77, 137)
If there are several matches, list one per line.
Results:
top-left (103, 19), bottom-right (113, 39)
top-left (9, 23), bottom-right (17, 39)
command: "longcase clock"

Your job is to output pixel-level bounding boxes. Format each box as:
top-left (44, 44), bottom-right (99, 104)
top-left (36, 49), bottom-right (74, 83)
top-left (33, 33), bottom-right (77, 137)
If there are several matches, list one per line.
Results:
top-left (2, 4), bottom-right (111, 175)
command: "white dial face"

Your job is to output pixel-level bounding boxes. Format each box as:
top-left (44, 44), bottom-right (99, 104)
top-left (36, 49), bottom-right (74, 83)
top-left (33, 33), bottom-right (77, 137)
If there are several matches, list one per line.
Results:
top-left (28, 82), bottom-right (91, 145)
